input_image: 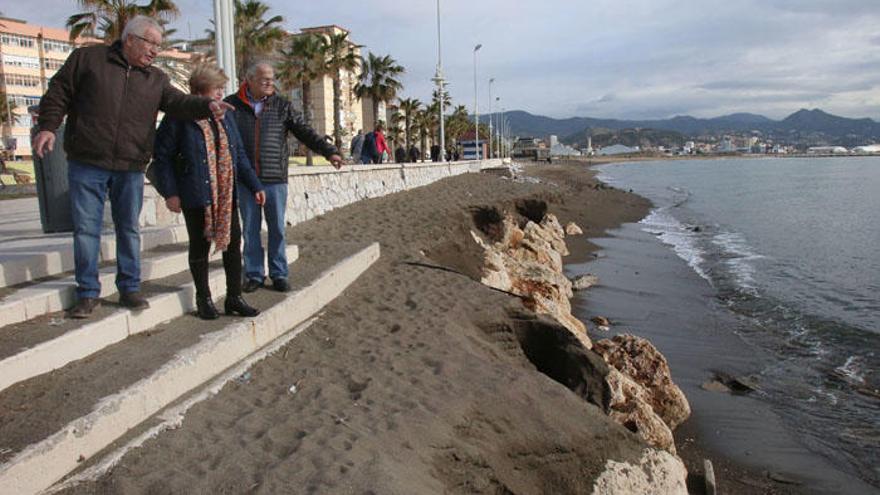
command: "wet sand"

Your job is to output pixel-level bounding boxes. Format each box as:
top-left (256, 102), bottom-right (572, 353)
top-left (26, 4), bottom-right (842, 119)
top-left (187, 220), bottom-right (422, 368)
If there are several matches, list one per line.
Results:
top-left (565, 176), bottom-right (879, 494)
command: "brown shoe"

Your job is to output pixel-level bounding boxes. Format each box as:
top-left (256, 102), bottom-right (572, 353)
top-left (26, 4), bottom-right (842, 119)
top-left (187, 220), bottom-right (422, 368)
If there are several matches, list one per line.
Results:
top-left (120, 291), bottom-right (150, 310)
top-left (69, 297), bottom-right (100, 319)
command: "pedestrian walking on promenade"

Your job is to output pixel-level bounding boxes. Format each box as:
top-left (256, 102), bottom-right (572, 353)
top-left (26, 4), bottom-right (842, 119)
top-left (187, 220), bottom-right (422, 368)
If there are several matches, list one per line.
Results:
top-left (394, 144), bottom-right (406, 164)
top-left (32, 15), bottom-right (234, 319)
top-left (151, 63), bottom-right (266, 319)
top-left (408, 144), bottom-right (421, 163)
top-left (350, 129), bottom-right (365, 163)
top-left (371, 123), bottom-right (390, 164)
top-left (225, 62), bottom-right (342, 293)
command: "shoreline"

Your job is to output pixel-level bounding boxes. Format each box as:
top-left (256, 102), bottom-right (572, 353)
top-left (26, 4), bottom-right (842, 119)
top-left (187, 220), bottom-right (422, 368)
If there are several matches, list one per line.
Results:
top-left (570, 159), bottom-right (877, 494)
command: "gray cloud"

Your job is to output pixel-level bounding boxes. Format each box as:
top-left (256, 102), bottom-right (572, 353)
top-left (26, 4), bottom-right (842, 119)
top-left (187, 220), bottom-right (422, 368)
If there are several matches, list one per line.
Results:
top-left (4, 0), bottom-right (879, 120)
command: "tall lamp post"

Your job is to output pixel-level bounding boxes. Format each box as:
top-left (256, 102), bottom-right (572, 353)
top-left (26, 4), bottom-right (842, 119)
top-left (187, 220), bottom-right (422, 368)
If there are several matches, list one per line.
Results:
top-left (495, 96), bottom-right (501, 157)
top-left (213, 0), bottom-right (237, 94)
top-left (487, 77), bottom-right (494, 158)
top-left (432, 0), bottom-right (447, 162)
top-left (473, 44), bottom-right (482, 159)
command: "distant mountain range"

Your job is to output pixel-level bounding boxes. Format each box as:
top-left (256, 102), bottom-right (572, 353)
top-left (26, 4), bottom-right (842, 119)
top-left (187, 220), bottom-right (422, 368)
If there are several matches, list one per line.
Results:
top-left (480, 109), bottom-right (880, 146)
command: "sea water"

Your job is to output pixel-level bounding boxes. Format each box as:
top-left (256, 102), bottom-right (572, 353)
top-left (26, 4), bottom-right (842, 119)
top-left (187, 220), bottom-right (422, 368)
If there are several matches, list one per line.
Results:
top-left (596, 156), bottom-right (880, 487)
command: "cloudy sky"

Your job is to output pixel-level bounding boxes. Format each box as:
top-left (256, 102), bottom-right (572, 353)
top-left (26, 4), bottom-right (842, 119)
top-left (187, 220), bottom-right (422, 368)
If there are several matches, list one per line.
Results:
top-left (5, 0), bottom-right (880, 120)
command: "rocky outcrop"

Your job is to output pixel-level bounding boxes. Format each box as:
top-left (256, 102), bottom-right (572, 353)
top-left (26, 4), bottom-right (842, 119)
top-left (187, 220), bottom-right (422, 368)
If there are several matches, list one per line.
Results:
top-left (594, 335), bottom-right (691, 453)
top-left (472, 210), bottom-right (591, 349)
top-left (470, 205), bottom-right (690, 456)
top-left (565, 222), bottom-right (584, 236)
top-left (592, 448), bottom-right (688, 495)
top-left (571, 273), bottom-right (599, 291)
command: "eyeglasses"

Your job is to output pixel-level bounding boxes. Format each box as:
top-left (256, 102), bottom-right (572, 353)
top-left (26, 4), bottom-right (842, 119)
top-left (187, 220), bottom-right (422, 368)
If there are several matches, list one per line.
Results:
top-left (133, 34), bottom-right (162, 51)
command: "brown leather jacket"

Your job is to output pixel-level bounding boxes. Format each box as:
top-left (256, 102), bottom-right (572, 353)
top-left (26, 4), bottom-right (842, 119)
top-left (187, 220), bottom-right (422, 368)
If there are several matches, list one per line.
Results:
top-left (38, 41), bottom-right (212, 172)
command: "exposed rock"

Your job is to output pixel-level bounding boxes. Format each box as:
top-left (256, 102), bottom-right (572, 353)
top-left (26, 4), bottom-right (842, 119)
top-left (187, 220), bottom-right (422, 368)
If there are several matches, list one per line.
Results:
top-left (591, 316), bottom-right (612, 327)
top-left (592, 448), bottom-right (688, 495)
top-left (565, 222), bottom-right (584, 235)
top-left (604, 368), bottom-right (677, 453)
top-left (711, 371), bottom-right (760, 394)
top-left (700, 380), bottom-right (731, 394)
top-left (594, 335), bottom-right (691, 431)
top-left (571, 273), bottom-right (599, 291)
top-left (472, 209), bottom-right (590, 348)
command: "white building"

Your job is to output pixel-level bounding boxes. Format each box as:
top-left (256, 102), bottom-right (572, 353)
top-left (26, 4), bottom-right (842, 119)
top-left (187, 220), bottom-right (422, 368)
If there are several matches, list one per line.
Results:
top-left (597, 144), bottom-right (639, 156)
top-left (807, 146), bottom-right (848, 154)
top-left (852, 144), bottom-right (880, 154)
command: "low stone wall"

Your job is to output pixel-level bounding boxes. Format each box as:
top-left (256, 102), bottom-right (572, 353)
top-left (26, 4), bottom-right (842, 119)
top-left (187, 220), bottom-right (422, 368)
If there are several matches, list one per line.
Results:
top-left (138, 159), bottom-right (504, 230)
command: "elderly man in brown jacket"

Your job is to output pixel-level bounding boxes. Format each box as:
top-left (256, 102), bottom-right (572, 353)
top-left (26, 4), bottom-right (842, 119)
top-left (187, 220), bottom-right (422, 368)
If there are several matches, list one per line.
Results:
top-left (33, 15), bottom-right (233, 318)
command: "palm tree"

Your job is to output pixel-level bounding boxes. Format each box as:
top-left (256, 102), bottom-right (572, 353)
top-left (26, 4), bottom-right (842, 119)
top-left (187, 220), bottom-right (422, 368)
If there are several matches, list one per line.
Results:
top-left (203, 0), bottom-right (284, 81)
top-left (354, 52), bottom-right (404, 133)
top-left (386, 108), bottom-right (404, 157)
top-left (277, 33), bottom-right (325, 166)
top-left (67, 0), bottom-right (179, 43)
top-left (397, 98), bottom-right (421, 151)
top-left (320, 32), bottom-right (361, 149)
top-left (446, 105), bottom-right (471, 145)
top-left (414, 109), bottom-right (438, 159)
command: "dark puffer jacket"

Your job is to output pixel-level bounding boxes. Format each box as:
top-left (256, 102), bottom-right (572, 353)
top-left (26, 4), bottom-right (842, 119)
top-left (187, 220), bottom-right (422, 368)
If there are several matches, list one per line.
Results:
top-left (38, 41), bottom-right (212, 172)
top-left (225, 87), bottom-right (338, 183)
top-left (151, 113), bottom-right (263, 209)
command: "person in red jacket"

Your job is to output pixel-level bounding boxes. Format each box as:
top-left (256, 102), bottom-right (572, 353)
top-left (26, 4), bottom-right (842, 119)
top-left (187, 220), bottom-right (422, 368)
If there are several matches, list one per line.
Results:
top-left (373, 123), bottom-right (390, 164)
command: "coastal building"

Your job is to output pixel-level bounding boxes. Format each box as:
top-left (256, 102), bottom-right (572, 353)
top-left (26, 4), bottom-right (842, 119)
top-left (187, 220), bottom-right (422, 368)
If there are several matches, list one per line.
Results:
top-left (0, 17), bottom-right (85, 159)
top-left (287, 25), bottom-right (364, 153)
top-left (807, 146), bottom-right (848, 154)
top-left (0, 16), bottom-right (195, 159)
top-left (597, 144), bottom-right (639, 156)
top-left (852, 144), bottom-right (880, 154)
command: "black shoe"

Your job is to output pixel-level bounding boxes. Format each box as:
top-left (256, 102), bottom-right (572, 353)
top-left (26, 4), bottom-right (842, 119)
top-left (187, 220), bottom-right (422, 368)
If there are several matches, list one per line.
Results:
top-left (196, 295), bottom-right (220, 320)
top-left (69, 297), bottom-right (100, 319)
top-left (225, 295), bottom-right (260, 317)
top-left (120, 291), bottom-right (150, 310)
top-left (242, 278), bottom-right (264, 293)
top-left (272, 278), bottom-right (290, 292)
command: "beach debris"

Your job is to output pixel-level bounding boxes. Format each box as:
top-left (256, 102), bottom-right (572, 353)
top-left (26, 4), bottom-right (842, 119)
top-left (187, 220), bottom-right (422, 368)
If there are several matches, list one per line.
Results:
top-left (49, 317), bottom-right (65, 326)
top-left (234, 371), bottom-right (252, 385)
top-left (703, 459), bottom-right (717, 495)
top-left (288, 383), bottom-right (299, 395)
top-left (700, 380), bottom-right (731, 394)
top-left (710, 371), bottom-right (760, 394)
top-left (591, 315), bottom-right (612, 327)
top-left (571, 273), bottom-right (599, 291)
top-left (564, 222), bottom-right (584, 235)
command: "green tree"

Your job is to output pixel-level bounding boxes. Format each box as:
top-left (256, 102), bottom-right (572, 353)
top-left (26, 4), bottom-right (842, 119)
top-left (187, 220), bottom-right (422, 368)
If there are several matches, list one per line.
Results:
top-left (414, 108), bottom-right (438, 159)
top-left (277, 33), bottom-right (326, 166)
top-left (320, 32), bottom-right (361, 149)
top-left (354, 52), bottom-right (404, 133)
top-left (66, 0), bottom-right (179, 43)
top-left (397, 97), bottom-right (421, 151)
top-left (204, 0), bottom-right (284, 81)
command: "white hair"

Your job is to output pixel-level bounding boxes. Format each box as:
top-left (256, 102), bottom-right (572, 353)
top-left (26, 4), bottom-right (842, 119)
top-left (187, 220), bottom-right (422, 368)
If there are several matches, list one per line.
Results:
top-left (245, 61), bottom-right (274, 81)
top-left (121, 15), bottom-right (162, 41)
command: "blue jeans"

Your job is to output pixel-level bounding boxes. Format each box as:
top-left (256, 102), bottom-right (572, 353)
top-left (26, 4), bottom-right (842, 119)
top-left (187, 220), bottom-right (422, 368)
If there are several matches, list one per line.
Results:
top-left (239, 182), bottom-right (288, 282)
top-left (68, 159), bottom-right (144, 299)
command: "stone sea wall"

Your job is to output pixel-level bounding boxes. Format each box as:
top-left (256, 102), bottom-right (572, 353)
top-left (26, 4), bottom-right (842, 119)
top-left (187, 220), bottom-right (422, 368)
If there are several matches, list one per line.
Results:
top-left (137, 160), bottom-right (501, 229)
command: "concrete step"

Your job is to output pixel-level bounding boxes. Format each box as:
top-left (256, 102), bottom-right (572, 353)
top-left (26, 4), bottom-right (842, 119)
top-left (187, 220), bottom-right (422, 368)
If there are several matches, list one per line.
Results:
top-left (0, 224), bottom-right (189, 289)
top-left (0, 245), bottom-right (299, 394)
top-left (0, 242), bottom-right (379, 494)
top-left (0, 245), bottom-right (215, 330)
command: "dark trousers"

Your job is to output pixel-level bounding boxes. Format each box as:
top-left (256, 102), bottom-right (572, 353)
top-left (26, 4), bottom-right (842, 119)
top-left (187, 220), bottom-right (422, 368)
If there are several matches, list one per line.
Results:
top-left (182, 199), bottom-right (242, 299)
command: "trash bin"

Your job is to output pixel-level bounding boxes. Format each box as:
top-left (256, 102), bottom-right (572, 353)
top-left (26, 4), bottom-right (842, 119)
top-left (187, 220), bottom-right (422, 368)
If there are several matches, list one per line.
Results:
top-left (33, 123), bottom-right (74, 233)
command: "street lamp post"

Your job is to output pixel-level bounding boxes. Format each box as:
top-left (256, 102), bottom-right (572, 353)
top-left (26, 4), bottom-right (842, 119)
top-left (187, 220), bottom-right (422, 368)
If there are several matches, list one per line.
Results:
top-left (488, 78), bottom-right (494, 159)
top-left (473, 44), bottom-right (482, 160)
top-left (213, 0), bottom-right (237, 94)
top-left (433, 0), bottom-right (447, 162)
top-left (495, 96), bottom-right (501, 157)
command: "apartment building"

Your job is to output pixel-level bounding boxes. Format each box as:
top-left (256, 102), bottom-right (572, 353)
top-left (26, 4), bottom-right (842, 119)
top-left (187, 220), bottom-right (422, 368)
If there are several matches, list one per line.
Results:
top-left (287, 25), bottom-right (364, 152)
top-left (0, 17), bottom-right (194, 160)
top-left (0, 17), bottom-right (83, 159)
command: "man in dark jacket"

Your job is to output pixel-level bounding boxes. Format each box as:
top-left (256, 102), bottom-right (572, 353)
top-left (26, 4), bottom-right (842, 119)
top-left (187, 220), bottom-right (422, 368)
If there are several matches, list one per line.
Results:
top-left (226, 62), bottom-right (342, 293)
top-left (408, 144), bottom-right (421, 163)
top-left (350, 129), bottom-right (365, 163)
top-left (32, 15), bottom-right (232, 318)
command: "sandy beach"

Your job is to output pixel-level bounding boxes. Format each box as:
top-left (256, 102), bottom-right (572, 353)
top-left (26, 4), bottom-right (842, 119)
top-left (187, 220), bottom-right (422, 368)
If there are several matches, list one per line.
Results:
top-left (47, 160), bottom-right (835, 494)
